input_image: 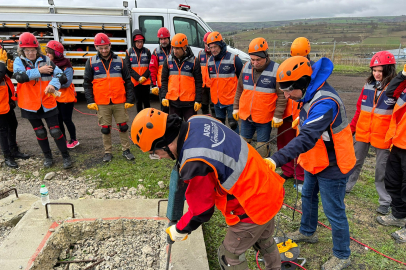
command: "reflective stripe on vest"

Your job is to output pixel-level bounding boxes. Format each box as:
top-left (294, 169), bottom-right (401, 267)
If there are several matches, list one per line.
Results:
top-left (128, 47), bottom-right (151, 86)
top-left (198, 50), bottom-right (211, 88)
top-left (239, 61), bottom-right (278, 123)
top-left (166, 54), bottom-right (196, 102)
top-left (386, 90), bottom-right (406, 149)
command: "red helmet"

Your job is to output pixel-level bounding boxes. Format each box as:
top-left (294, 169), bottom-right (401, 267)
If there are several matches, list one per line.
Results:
top-left (94, 33), bottom-right (111, 46)
top-left (157, 27), bottom-right (170, 39)
top-left (46, 40), bottom-right (64, 57)
top-left (19, 32), bottom-right (38, 48)
top-left (203, 32), bottom-right (212, 43)
top-left (370, 51), bottom-right (396, 67)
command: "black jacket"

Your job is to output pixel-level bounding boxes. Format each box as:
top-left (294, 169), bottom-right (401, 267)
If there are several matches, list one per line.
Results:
top-left (83, 51), bottom-right (134, 104)
top-left (161, 47), bottom-right (203, 107)
top-left (386, 71), bottom-right (406, 98)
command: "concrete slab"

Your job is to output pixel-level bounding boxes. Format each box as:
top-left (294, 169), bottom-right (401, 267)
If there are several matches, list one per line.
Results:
top-left (0, 198), bottom-right (209, 270)
top-left (0, 194), bottom-right (39, 227)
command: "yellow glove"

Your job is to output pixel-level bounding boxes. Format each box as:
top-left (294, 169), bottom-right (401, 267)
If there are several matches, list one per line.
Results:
top-left (151, 87), bottom-right (159, 96)
top-left (194, 102), bottom-right (202, 112)
top-left (6, 59), bottom-right (13, 72)
top-left (162, 99), bottom-right (169, 107)
top-left (232, 110), bottom-right (239, 121)
top-left (125, 103), bottom-right (134, 109)
top-left (138, 76), bottom-right (147, 84)
top-left (0, 49), bottom-right (7, 64)
top-left (87, 103), bottom-right (99, 111)
top-left (390, 144), bottom-right (393, 152)
top-left (166, 225), bottom-right (188, 242)
top-left (264, 158), bottom-right (276, 172)
top-left (272, 117), bottom-right (283, 128)
top-left (292, 117), bottom-right (299, 129)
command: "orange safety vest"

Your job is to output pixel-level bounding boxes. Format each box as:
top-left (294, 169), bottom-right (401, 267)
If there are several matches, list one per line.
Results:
top-left (239, 61), bottom-right (279, 124)
top-left (90, 54), bottom-right (126, 105)
top-left (17, 56), bottom-right (56, 112)
top-left (56, 68), bottom-right (77, 103)
top-left (297, 84), bottom-right (356, 174)
top-left (385, 89), bottom-right (406, 149)
top-left (179, 115), bottom-right (285, 226)
top-left (283, 99), bottom-right (301, 120)
top-left (207, 51), bottom-right (238, 105)
top-left (127, 47), bottom-right (151, 87)
top-left (356, 83), bottom-right (396, 149)
top-left (153, 46), bottom-right (171, 88)
top-left (166, 54), bottom-right (196, 102)
top-left (198, 50), bottom-right (211, 88)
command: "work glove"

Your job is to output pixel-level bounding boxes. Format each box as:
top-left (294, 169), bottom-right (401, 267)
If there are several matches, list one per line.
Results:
top-left (151, 87), bottom-right (159, 96)
top-left (403, 64), bottom-right (406, 76)
top-left (272, 117), bottom-right (283, 128)
top-left (390, 144), bottom-right (393, 152)
top-left (87, 103), bottom-right (99, 111)
top-left (292, 117), bottom-right (299, 129)
top-left (232, 110), bottom-right (239, 121)
top-left (44, 85), bottom-right (61, 98)
top-left (0, 49), bottom-right (7, 63)
top-left (264, 158), bottom-right (276, 172)
top-left (194, 102), bottom-right (202, 112)
top-left (162, 99), bottom-right (169, 107)
top-left (165, 224), bottom-right (188, 242)
top-left (138, 76), bottom-right (147, 84)
top-left (125, 103), bottom-right (134, 109)
top-left (6, 59), bottom-right (13, 72)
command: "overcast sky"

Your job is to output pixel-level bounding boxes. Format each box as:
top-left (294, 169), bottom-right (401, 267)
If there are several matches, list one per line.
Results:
top-left (8, 0), bottom-right (406, 22)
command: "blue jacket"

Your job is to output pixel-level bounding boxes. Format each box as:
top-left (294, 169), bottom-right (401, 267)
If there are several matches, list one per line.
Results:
top-left (61, 67), bottom-right (73, 89)
top-left (271, 58), bottom-right (353, 179)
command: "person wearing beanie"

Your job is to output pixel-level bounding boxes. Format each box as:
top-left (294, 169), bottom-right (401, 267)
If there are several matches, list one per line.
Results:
top-left (233, 37), bottom-right (287, 158)
top-left (125, 29), bottom-right (152, 113)
top-left (150, 27), bottom-right (172, 113)
top-left (197, 32), bottom-right (213, 115)
top-left (206, 31), bottom-right (242, 133)
top-left (131, 108), bottom-right (285, 270)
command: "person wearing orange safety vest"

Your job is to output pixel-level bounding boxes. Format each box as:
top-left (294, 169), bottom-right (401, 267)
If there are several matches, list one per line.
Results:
top-left (160, 33), bottom-right (203, 121)
top-left (0, 47), bottom-right (30, 168)
top-left (14, 32), bottom-right (72, 169)
top-left (131, 108), bottom-right (285, 270)
top-left (45, 40), bottom-right (79, 149)
top-left (265, 56), bottom-right (356, 270)
top-left (377, 64), bottom-right (406, 242)
top-left (346, 51), bottom-right (397, 215)
top-left (124, 29), bottom-right (151, 113)
top-left (198, 32), bottom-right (213, 115)
top-left (207, 31), bottom-right (242, 133)
top-left (84, 33), bottom-right (135, 163)
top-left (149, 27), bottom-right (172, 114)
top-left (233, 37), bottom-right (286, 158)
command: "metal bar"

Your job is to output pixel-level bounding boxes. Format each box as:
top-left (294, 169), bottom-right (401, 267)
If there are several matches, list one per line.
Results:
top-left (83, 258), bottom-right (104, 270)
top-left (397, 43), bottom-right (402, 69)
top-left (157, 199), bottom-right (168, 217)
top-left (0, 188), bottom-right (18, 199)
top-left (45, 203), bottom-right (75, 219)
top-left (166, 243), bottom-right (172, 270)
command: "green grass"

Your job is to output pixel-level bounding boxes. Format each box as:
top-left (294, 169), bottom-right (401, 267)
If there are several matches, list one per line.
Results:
top-left (333, 64), bottom-right (370, 75)
top-left (363, 37), bottom-right (401, 45)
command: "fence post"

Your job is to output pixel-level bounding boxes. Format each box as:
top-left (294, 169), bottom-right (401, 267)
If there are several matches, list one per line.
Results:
top-left (397, 43), bottom-right (402, 69)
top-left (331, 40), bottom-right (336, 63)
top-left (273, 40), bottom-right (275, 58)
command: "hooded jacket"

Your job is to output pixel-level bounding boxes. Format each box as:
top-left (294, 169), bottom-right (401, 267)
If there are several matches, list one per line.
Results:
top-left (124, 30), bottom-right (151, 83)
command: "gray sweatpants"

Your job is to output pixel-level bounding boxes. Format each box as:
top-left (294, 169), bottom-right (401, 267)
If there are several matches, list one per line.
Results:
top-left (346, 137), bottom-right (391, 206)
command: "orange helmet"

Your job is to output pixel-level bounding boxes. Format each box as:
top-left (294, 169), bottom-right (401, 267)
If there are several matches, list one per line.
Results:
top-left (248, 37), bottom-right (268, 54)
top-left (131, 108), bottom-right (168, 152)
top-left (276, 56), bottom-right (312, 91)
top-left (207, 31), bottom-right (223, 45)
top-left (171, 33), bottom-right (188, 47)
top-left (290, 37), bottom-right (311, 57)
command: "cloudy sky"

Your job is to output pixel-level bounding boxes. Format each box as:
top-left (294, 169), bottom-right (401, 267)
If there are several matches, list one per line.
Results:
top-left (9, 0), bottom-right (406, 22)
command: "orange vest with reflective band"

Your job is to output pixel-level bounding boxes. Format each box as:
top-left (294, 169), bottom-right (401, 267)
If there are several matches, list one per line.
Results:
top-left (207, 51), bottom-right (238, 105)
top-left (179, 116), bottom-right (285, 226)
top-left (153, 46), bottom-right (171, 88)
top-left (355, 83), bottom-right (396, 149)
top-left (90, 54), bottom-right (126, 105)
top-left (239, 61), bottom-right (279, 124)
top-left (166, 54), bottom-right (196, 102)
top-left (385, 89), bottom-right (406, 149)
top-left (283, 99), bottom-right (300, 120)
top-left (17, 56), bottom-right (56, 112)
top-left (198, 50), bottom-right (211, 88)
top-left (0, 76), bottom-right (13, 114)
top-left (127, 47), bottom-right (151, 87)
top-left (56, 68), bottom-right (77, 103)
top-left (297, 85), bottom-right (356, 174)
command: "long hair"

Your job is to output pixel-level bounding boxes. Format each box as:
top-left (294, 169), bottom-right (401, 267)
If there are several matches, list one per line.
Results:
top-left (17, 46), bottom-right (41, 60)
top-left (367, 64), bottom-right (397, 88)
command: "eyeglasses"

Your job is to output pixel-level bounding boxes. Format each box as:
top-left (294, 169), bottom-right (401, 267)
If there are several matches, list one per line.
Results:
top-left (280, 84), bottom-right (295, 93)
top-left (24, 49), bottom-right (37, 54)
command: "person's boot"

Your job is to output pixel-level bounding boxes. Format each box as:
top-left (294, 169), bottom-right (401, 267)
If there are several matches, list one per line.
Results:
top-left (103, 153), bottom-right (113, 162)
top-left (4, 153), bottom-right (18, 169)
top-left (122, 149), bottom-right (135, 160)
top-left (43, 151), bottom-right (53, 168)
top-left (377, 213), bottom-right (406, 227)
top-left (62, 152), bottom-right (73, 169)
top-left (392, 227), bottom-right (406, 243)
top-left (10, 146), bottom-right (30, 160)
top-left (321, 255), bottom-right (351, 270)
top-left (286, 229), bottom-right (319, 243)
top-left (256, 142), bottom-right (269, 158)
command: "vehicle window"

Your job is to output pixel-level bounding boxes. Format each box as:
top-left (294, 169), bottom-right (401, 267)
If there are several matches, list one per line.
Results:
top-left (139, 16), bottom-right (164, 44)
top-left (173, 17), bottom-right (205, 48)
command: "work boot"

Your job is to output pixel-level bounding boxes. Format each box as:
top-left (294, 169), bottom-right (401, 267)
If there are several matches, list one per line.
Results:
top-left (377, 213), bottom-right (406, 227)
top-left (103, 153), bottom-right (113, 162)
top-left (43, 151), bottom-right (53, 168)
top-left (256, 142), bottom-right (269, 158)
top-left (10, 146), bottom-right (30, 160)
top-left (392, 227), bottom-right (406, 243)
top-left (122, 149), bottom-right (135, 160)
top-left (62, 152), bottom-right (73, 169)
top-left (286, 229), bottom-right (318, 243)
top-left (321, 255), bottom-right (351, 270)
top-left (376, 205), bottom-right (390, 215)
top-left (4, 154), bottom-right (18, 169)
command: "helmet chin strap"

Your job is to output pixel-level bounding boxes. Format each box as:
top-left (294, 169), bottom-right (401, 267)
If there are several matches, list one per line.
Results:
top-left (163, 145), bottom-right (176, 160)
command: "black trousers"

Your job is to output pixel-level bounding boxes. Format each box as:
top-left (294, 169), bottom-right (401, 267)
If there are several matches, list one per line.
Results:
top-left (169, 106), bottom-right (195, 121)
top-left (385, 145), bottom-right (406, 221)
top-left (0, 109), bottom-right (18, 154)
top-left (57, 102), bottom-right (77, 141)
top-left (134, 84), bottom-right (151, 113)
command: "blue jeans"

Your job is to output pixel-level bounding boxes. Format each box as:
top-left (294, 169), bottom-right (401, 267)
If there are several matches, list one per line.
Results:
top-left (214, 103), bottom-right (239, 134)
top-left (300, 171), bottom-right (351, 259)
top-left (240, 119), bottom-right (272, 142)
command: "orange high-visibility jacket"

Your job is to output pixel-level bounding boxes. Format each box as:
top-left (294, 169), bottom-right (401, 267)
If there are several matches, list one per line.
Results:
top-left (198, 50), bottom-right (211, 88)
top-left (283, 99), bottom-right (301, 120)
top-left (127, 47), bottom-right (151, 87)
top-left (56, 68), bottom-right (76, 103)
top-left (386, 90), bottom-right (406, 149)
top-left (166, 54), bottom-right (197, 102)
top-left (0, 76), bottom-right (15, 114)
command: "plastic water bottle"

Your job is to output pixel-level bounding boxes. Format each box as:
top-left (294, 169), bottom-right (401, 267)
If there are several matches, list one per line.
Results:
top-left (40, 185), bottom-right (50, 205)
top-left (293, 184), bottom-right (303, 193)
